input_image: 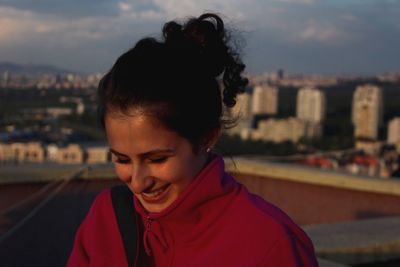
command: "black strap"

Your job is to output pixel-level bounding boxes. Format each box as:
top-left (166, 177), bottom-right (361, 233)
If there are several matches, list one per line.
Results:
top-left (111, 185), bottom-right (138, 267)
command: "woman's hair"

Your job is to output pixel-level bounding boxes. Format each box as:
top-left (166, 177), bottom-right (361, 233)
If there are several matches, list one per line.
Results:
top-left (98, 13), bottom-right (248, 151)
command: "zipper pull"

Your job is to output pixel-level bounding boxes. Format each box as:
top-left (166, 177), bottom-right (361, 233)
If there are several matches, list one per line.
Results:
top-left (147, 216), bottom-right (152, 232)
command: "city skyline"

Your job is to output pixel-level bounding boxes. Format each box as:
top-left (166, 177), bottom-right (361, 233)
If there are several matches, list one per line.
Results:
top-left (0, 0), bottom-right (399, 75)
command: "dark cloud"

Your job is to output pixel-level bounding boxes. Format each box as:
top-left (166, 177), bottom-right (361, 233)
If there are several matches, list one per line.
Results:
top-left (243, 0), bottom-right (400, 74)
top-left (0, 0), bottom-right (118, 17)
top-left (0, 0), bottom-right (160, 18)
top-left (0, 0), bottom-right (399, 74)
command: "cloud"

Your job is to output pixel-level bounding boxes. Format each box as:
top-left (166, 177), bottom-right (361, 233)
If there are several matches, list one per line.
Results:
top-left (272, 0), bottom-right (315, 4)
top-left (151, 0), bottom-right (247, 20)
top-left (0, 0), bottom-right (400, 74)
top-left (0, 4), bottom-right (165, 72)
top-left (0, 0), bottom-right (120, 18)
top-left (295, 19), bottom-right (351, 44)
top-left (0, 7), bottom-right (48, 45)
top-left (0, 3), bottom-right (167, 48)
top-left (0, 6), bottom-right (113, 47)
top-left (118, 2), bottom-right (132, 12)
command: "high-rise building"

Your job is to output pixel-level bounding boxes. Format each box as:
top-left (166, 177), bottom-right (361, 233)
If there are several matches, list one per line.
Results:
top-left (296, 86), bottom-right (326, 123)
top-left (352, 84), bottom-right (383, 140)
top-left (253, 117), bottom-right (322, 143)
top-left (277, 69), bottom-right (284, 80)
top-left (387, 117), bottom-right (400, 144)
top-left (1, 71), bottom-right (10, 87)
top-left (251, 85), bottom-right (278, 116)
top-left (231, 92), bottom-right (252, 120)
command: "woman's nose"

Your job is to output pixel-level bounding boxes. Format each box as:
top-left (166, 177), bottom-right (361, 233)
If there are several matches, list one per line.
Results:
top-left (130, 164), bottom-right (154, 194)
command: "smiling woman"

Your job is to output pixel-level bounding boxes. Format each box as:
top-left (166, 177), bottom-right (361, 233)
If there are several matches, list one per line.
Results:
top-left (105, 113), bottom-right (211, 213)
top-left (67, 13), bottom-right (319, 267)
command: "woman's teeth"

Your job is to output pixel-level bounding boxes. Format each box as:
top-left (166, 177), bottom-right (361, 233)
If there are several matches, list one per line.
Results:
top-left (143, 185), bottom-right (169, 197)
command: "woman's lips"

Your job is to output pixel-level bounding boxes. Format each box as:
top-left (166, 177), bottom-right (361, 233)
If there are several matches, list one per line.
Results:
top-left (141, 183), bottom-right (171, 203)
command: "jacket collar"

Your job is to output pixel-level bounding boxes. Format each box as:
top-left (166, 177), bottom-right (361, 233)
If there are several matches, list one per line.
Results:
top-left (134, 153), bottom-right (235, 219)
top-left (133, 153), bottom-right (238, 255)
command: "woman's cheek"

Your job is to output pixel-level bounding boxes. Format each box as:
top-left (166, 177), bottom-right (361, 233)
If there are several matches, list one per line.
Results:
top-left (114, 164), bottom-right (131, 182)
top-left (153, 163), bottom-right (177, 181)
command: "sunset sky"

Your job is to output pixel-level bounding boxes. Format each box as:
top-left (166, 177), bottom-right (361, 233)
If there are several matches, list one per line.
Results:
top-left (0, 0), bottom-right (399, 75)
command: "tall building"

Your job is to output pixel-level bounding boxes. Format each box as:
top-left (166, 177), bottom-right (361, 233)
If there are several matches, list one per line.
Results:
top-left (226, 92), bottom-right (252, 139)
top-left (387, 117), bottom-right (400, 144)
top-left (231, 92), bottom-right (252, 120)
top-left (277, 69), bottom-right (284, 80)
top-left (1, 71), bottom-right (10, 87)
top-left (352, 84), bottom-right (383, 140)
top-left (253, 117), bottom-right (322, 143)
top-left (251, 85), bottom-right (278, 116)
top-left (296, 86), bottom-right (326, 123)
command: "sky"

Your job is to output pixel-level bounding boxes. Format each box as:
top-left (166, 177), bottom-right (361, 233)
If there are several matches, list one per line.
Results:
top-left (0, 0), bottom-right (399, 75)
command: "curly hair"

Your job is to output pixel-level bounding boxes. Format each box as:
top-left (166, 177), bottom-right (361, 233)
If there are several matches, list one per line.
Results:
top-left (98, 13), bottom-right (248, 150)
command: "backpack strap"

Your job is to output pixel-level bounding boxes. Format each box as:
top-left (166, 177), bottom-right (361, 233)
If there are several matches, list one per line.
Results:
top-left (111, 185), bottom-right (138, 267)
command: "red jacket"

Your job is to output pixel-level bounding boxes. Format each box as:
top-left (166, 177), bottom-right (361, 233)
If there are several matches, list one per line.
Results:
top-left (68, 155), bottom-right (319, 267)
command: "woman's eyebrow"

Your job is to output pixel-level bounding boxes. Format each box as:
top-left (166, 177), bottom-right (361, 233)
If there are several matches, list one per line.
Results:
top-left (109, 148), bottom-right (128, 157)
top-left (109, 148), bottom-right (175, 157)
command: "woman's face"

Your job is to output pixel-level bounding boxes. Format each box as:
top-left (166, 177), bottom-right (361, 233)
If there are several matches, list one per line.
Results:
top-left (105, 112), bottom-right (208, 213)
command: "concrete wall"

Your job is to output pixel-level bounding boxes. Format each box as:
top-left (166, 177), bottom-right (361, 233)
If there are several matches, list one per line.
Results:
top-left (227, 157), bottom-right (400, 225)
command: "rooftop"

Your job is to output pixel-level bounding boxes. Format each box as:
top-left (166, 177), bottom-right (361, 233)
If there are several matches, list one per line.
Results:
top-left (1, 157), bottom-right (400, 266)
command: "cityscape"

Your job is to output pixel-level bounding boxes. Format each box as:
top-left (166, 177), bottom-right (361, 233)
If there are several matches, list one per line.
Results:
top-left (2, 64), bottom-right (400, 267)
top-left (2, 64), bottom-right (400, 179)
top-left (228, 72), bottom-right (400, 179)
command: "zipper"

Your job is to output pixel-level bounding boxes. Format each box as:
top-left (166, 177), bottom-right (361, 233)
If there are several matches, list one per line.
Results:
top-left (144, 216), bottom-right (153, 255)
top-left (147, 216), bottom-right (152, 232)
top-left (143, 215), bottom-right (168, 256)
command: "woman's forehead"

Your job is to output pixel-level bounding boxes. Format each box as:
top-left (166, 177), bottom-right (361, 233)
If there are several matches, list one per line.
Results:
top-left (105, 108), bottom-right (163, 127)
top-left (105, 113), bottom-right (182, 149)
top-left (106, 113), bottom-right (173, 136)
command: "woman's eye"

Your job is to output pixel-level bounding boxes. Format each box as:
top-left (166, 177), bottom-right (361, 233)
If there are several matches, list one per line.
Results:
top-left (149, 157), bottom-right (167, 164)
top-left (115, 158), bottom-right (130, 164)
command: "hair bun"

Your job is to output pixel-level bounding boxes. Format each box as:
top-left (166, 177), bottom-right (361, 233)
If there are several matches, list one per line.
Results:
top-left (162, 13), bottom-right (248, 108)
top-left (162, 21), bottom-right (184, 43)
top-left (184, 14), bottom-right (227, 77)
top-left (184, 14), bottom-right (224, 48)
top-left (162, 14), bottom-right (226, 78)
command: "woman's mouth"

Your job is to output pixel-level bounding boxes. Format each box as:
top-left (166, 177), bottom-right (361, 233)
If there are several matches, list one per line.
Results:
top-left (141, 183), bottom-right (171, 203)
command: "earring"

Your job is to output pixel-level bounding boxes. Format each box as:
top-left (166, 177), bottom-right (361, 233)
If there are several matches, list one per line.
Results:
top-left (206, 147), bottom-right (211, 153)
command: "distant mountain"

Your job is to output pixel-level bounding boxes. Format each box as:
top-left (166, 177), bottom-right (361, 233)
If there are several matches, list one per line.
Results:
top-left (0, 62), bottom-right (79, 76)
